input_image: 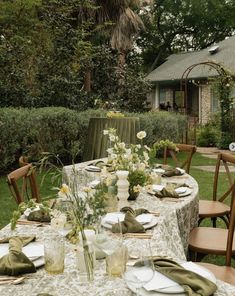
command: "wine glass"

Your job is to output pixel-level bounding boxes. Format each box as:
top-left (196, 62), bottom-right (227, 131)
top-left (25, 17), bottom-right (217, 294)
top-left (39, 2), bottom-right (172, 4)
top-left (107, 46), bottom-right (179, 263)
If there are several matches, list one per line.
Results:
top-left (123, 239), bottom-right (155, 296)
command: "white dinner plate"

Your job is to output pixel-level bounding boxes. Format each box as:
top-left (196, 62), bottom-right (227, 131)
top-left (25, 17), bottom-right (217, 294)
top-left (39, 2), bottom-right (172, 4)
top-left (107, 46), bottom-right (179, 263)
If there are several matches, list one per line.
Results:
top-left (85, 165), bottom-right (101, 172)
top-left (31, 256), bottom-right (45, 268)
top-left (152, 185), bottom-right (165, 192)
top-left (124, 262), bottom-right (216, 296)
top-left (175, 187), bottom-right (187, 194)
top-left (153, 168), bottom-right (165, 174)
top-left (148, 187), bottom-right (192, 198)
top-left (178, 188), bottom-right (192, 197)
top-left (101, 213), bottom-right (159, 230)
top-left (175, 168), bottom-right (185, 175)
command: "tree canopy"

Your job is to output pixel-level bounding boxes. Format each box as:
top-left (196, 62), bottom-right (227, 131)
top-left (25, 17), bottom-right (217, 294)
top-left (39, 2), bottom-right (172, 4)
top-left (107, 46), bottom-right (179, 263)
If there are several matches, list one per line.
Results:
top-left (138, 0), bottom-right (235, 71)
top-left (0, 0), bottom-right (235, 110)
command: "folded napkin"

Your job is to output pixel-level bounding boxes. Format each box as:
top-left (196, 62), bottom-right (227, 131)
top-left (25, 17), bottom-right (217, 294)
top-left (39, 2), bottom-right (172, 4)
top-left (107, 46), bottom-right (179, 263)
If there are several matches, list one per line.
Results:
top-left (120, 206), bottom-right (149, 216)
top-left (92, 161), bottom-right (114, 172)
top-left (27, 210), bottom-right (51, 223)
top-left (170, 183), bottom-right (190, 189)
top-left (136, 257), bottom-right (217, 296)
top-left (111, 211), bottom-right (145, 234)
top-left (154, 188), bottom-right (180, 199)
top-left (162, 168), bottom-right (184, 177)
top-left (0, 236), bottom-right (36, 276)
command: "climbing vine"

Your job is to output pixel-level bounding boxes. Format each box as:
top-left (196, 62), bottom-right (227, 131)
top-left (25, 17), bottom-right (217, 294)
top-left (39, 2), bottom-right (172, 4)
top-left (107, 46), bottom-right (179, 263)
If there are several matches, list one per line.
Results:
top-left (211, 67), bottom-right (235, 148)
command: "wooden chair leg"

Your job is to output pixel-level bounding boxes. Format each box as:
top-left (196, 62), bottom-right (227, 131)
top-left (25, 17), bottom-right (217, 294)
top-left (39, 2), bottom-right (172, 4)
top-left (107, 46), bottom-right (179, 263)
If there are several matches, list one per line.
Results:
top-left (196, 252), bottom-right (206, 262)
top-left (211, 217), bottom-right (217, 228)
top-left (221, 216), bottom-right (229, 228)
top-left (198, 217), bottom-right (203, 226)
top-left (187, 249), bottom-right (196, 261)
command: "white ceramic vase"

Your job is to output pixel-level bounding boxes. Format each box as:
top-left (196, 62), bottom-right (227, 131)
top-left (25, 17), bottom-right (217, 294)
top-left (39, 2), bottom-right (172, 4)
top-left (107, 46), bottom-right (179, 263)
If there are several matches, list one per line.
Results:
top-left (116, 170), bottom-right (129, 210)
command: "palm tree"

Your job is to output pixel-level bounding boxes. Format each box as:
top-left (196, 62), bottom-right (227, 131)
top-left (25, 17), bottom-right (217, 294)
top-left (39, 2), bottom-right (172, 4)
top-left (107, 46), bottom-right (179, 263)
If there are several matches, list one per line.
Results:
top-left (78, 0), bottom-right (144, 91)
top-left (111, 6), bottom-right (144, 73)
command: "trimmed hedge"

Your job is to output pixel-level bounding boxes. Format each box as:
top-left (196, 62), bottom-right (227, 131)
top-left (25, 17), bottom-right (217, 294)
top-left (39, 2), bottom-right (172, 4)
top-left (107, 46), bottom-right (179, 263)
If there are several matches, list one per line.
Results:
top-left (0, 108), bottom-right (187, 173)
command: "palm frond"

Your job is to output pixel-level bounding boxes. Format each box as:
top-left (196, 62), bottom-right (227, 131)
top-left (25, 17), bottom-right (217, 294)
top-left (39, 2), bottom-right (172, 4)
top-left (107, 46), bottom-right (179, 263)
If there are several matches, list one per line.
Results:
top-left (111, 7), bottom-right (144, 51)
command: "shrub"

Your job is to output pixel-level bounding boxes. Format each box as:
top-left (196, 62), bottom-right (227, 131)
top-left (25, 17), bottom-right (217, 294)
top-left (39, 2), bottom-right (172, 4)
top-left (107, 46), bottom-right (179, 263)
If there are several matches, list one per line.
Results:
top-left (0, 108), bottom-right (187, 173)
top-left (197, 126), bottom-right (220, 147)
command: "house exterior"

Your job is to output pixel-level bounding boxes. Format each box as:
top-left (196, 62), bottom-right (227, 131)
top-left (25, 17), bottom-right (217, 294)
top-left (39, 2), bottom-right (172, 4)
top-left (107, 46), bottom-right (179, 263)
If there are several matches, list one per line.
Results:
top-left (146, 35), bottom-right (235, 124)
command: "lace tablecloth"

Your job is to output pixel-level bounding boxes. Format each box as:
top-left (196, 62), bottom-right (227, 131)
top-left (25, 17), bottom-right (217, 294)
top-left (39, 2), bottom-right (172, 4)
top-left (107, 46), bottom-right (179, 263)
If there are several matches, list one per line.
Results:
top-left (63, 160), bottom-right (199, 253)
top-left (0, 162), bottom-right (235, 295)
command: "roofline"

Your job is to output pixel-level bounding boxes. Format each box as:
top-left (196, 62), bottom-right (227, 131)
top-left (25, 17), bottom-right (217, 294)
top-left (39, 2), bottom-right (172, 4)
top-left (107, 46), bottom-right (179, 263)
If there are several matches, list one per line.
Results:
top-left (147, 74), bottom-right (220, 83)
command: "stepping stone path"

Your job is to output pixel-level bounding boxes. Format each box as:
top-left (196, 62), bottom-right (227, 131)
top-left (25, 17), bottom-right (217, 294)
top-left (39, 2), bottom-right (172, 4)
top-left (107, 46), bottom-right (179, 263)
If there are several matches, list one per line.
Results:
top-left (194, 147), bottom-right (235, 172)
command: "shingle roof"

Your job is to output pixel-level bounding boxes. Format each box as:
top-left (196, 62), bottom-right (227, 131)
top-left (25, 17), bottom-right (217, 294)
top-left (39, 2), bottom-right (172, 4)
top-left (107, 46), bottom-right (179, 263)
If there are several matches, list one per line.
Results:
top-left (147, 35), bottom-right (235, 82)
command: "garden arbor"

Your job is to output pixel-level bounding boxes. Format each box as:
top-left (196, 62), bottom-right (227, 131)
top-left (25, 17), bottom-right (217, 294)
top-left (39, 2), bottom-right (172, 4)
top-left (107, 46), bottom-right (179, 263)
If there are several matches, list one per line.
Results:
top-left (180, 61), bottom-right (235, 148)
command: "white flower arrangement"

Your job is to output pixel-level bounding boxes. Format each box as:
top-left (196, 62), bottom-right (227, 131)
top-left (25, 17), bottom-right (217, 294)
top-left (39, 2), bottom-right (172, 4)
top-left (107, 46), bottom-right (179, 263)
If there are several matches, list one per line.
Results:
top-left (103, 128), bottom-right (151, 199)
top-left (104, 128), bottom-right (151, 172)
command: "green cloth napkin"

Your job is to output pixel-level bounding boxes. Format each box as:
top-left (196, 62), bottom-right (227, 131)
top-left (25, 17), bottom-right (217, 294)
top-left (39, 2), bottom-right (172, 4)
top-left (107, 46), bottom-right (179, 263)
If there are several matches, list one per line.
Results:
top-left (163, 168), bottom-right (183, 177)
top-left (136, 257), bottom-right (217, 296)
top-left (112, 211), bottom-right (145, 234)
top-left (94, 161), bottom-right (114, 172)
top-left (0, 236), bottom-right (36, 276)
top-left (27, 210), bottom-right (51, 222)
top-left (120, 206), bottom-right (149, 216)
top-left (154, 188), bottom-right (180, 199)
top-left (171, 183), bottom-right (190, 189)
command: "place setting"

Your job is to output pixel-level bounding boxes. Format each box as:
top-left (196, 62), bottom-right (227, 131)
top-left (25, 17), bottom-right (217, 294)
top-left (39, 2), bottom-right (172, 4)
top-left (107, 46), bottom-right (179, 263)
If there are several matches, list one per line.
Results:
top-left (147, 183), bottom-right (192, 202)
top-left (152, 165), bottom-right (186, 178)
top-left (84, 160), bottom-right (114, 173)
top-left (100, 206), bottom-right (160, 240)
top-left (123, 256), bottom-right (217, 296)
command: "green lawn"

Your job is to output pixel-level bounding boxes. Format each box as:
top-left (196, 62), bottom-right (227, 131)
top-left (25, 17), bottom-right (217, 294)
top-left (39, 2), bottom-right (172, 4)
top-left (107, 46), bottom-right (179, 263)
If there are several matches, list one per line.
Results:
top-left (0, 152), bottom-right (233, 266)
top-left (0, 171), bottom-right (57, 229)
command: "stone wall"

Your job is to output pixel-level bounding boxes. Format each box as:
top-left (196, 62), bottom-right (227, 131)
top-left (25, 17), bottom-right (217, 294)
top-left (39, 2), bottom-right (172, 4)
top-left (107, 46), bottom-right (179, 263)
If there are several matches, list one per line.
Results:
top-left (200, 84), bottom-right (211, 124)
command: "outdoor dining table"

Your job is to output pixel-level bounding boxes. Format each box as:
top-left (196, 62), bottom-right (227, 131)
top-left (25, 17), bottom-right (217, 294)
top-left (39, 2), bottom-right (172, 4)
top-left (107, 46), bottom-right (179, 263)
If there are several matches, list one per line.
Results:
top-left (1, 160), bottom-right (235, 296)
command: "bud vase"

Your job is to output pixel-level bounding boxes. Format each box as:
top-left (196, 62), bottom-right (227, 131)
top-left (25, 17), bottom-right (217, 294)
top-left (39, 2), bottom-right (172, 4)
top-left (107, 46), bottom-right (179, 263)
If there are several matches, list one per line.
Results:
top-left (76, 236), bottom-right (95, 282)
top-left (116, 170), bottom-right (129, 210)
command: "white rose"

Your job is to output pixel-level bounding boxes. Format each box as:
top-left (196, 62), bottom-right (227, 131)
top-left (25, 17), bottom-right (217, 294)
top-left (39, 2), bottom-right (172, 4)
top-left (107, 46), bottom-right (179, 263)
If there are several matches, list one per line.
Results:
top-left (118, 142), bottom-right (125, 149)
top-left (103, 130), bottom-right (109, 135)
top-left (109, 135), bottom-right (116, 142)
top-left (137, 131), bottom-right (146, 140)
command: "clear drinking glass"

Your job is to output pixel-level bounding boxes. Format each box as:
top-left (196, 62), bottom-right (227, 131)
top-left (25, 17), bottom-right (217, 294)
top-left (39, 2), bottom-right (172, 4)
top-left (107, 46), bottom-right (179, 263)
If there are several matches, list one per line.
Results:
top-left (106, 242), bottom-right (128, 277)
top-left (44, 236), bottom-right (65, 275)
top-left (123, 240), bottom-right (155, 296)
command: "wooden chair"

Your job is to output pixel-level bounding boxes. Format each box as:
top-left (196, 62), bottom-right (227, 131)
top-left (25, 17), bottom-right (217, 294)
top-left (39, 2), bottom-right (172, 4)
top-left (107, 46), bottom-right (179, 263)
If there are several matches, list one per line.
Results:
top-left (19, 156), bottom-right (29, 167)
top-left (198, 153), bottom-right (235, 228)
top-left (163, 143), bottom-right (197, 174)
top-left (189, 185), bottom-right (235, 285)
top-left (7, 164), bottom-right (40, 205)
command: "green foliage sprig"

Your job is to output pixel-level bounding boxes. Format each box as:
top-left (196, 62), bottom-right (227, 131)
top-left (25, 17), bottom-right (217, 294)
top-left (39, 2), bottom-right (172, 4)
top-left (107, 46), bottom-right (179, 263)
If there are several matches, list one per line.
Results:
top-left (149, 139), bottom-right (178, 162)
top-left (10, 200), bottom-right (51, 230)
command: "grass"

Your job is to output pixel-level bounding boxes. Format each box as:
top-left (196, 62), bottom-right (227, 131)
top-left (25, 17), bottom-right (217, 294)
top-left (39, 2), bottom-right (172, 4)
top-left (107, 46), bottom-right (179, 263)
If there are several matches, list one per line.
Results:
top-left (0, 152), bottom-right (233, 266)
top-left (0, 170), bottom-right (58, 229)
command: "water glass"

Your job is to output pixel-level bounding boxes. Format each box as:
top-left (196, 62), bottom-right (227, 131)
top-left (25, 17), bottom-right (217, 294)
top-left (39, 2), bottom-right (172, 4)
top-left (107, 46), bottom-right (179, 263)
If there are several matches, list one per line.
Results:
top-left (106, 242), bottom-right (128, 277)
top-left (44, 236), bottom-right (65, 274)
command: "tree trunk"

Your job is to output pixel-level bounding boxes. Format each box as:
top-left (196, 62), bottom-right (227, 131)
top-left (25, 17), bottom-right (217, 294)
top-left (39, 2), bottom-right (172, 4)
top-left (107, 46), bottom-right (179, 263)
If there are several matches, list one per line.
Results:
top-left (84, 68), bottom-right (91, 92)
